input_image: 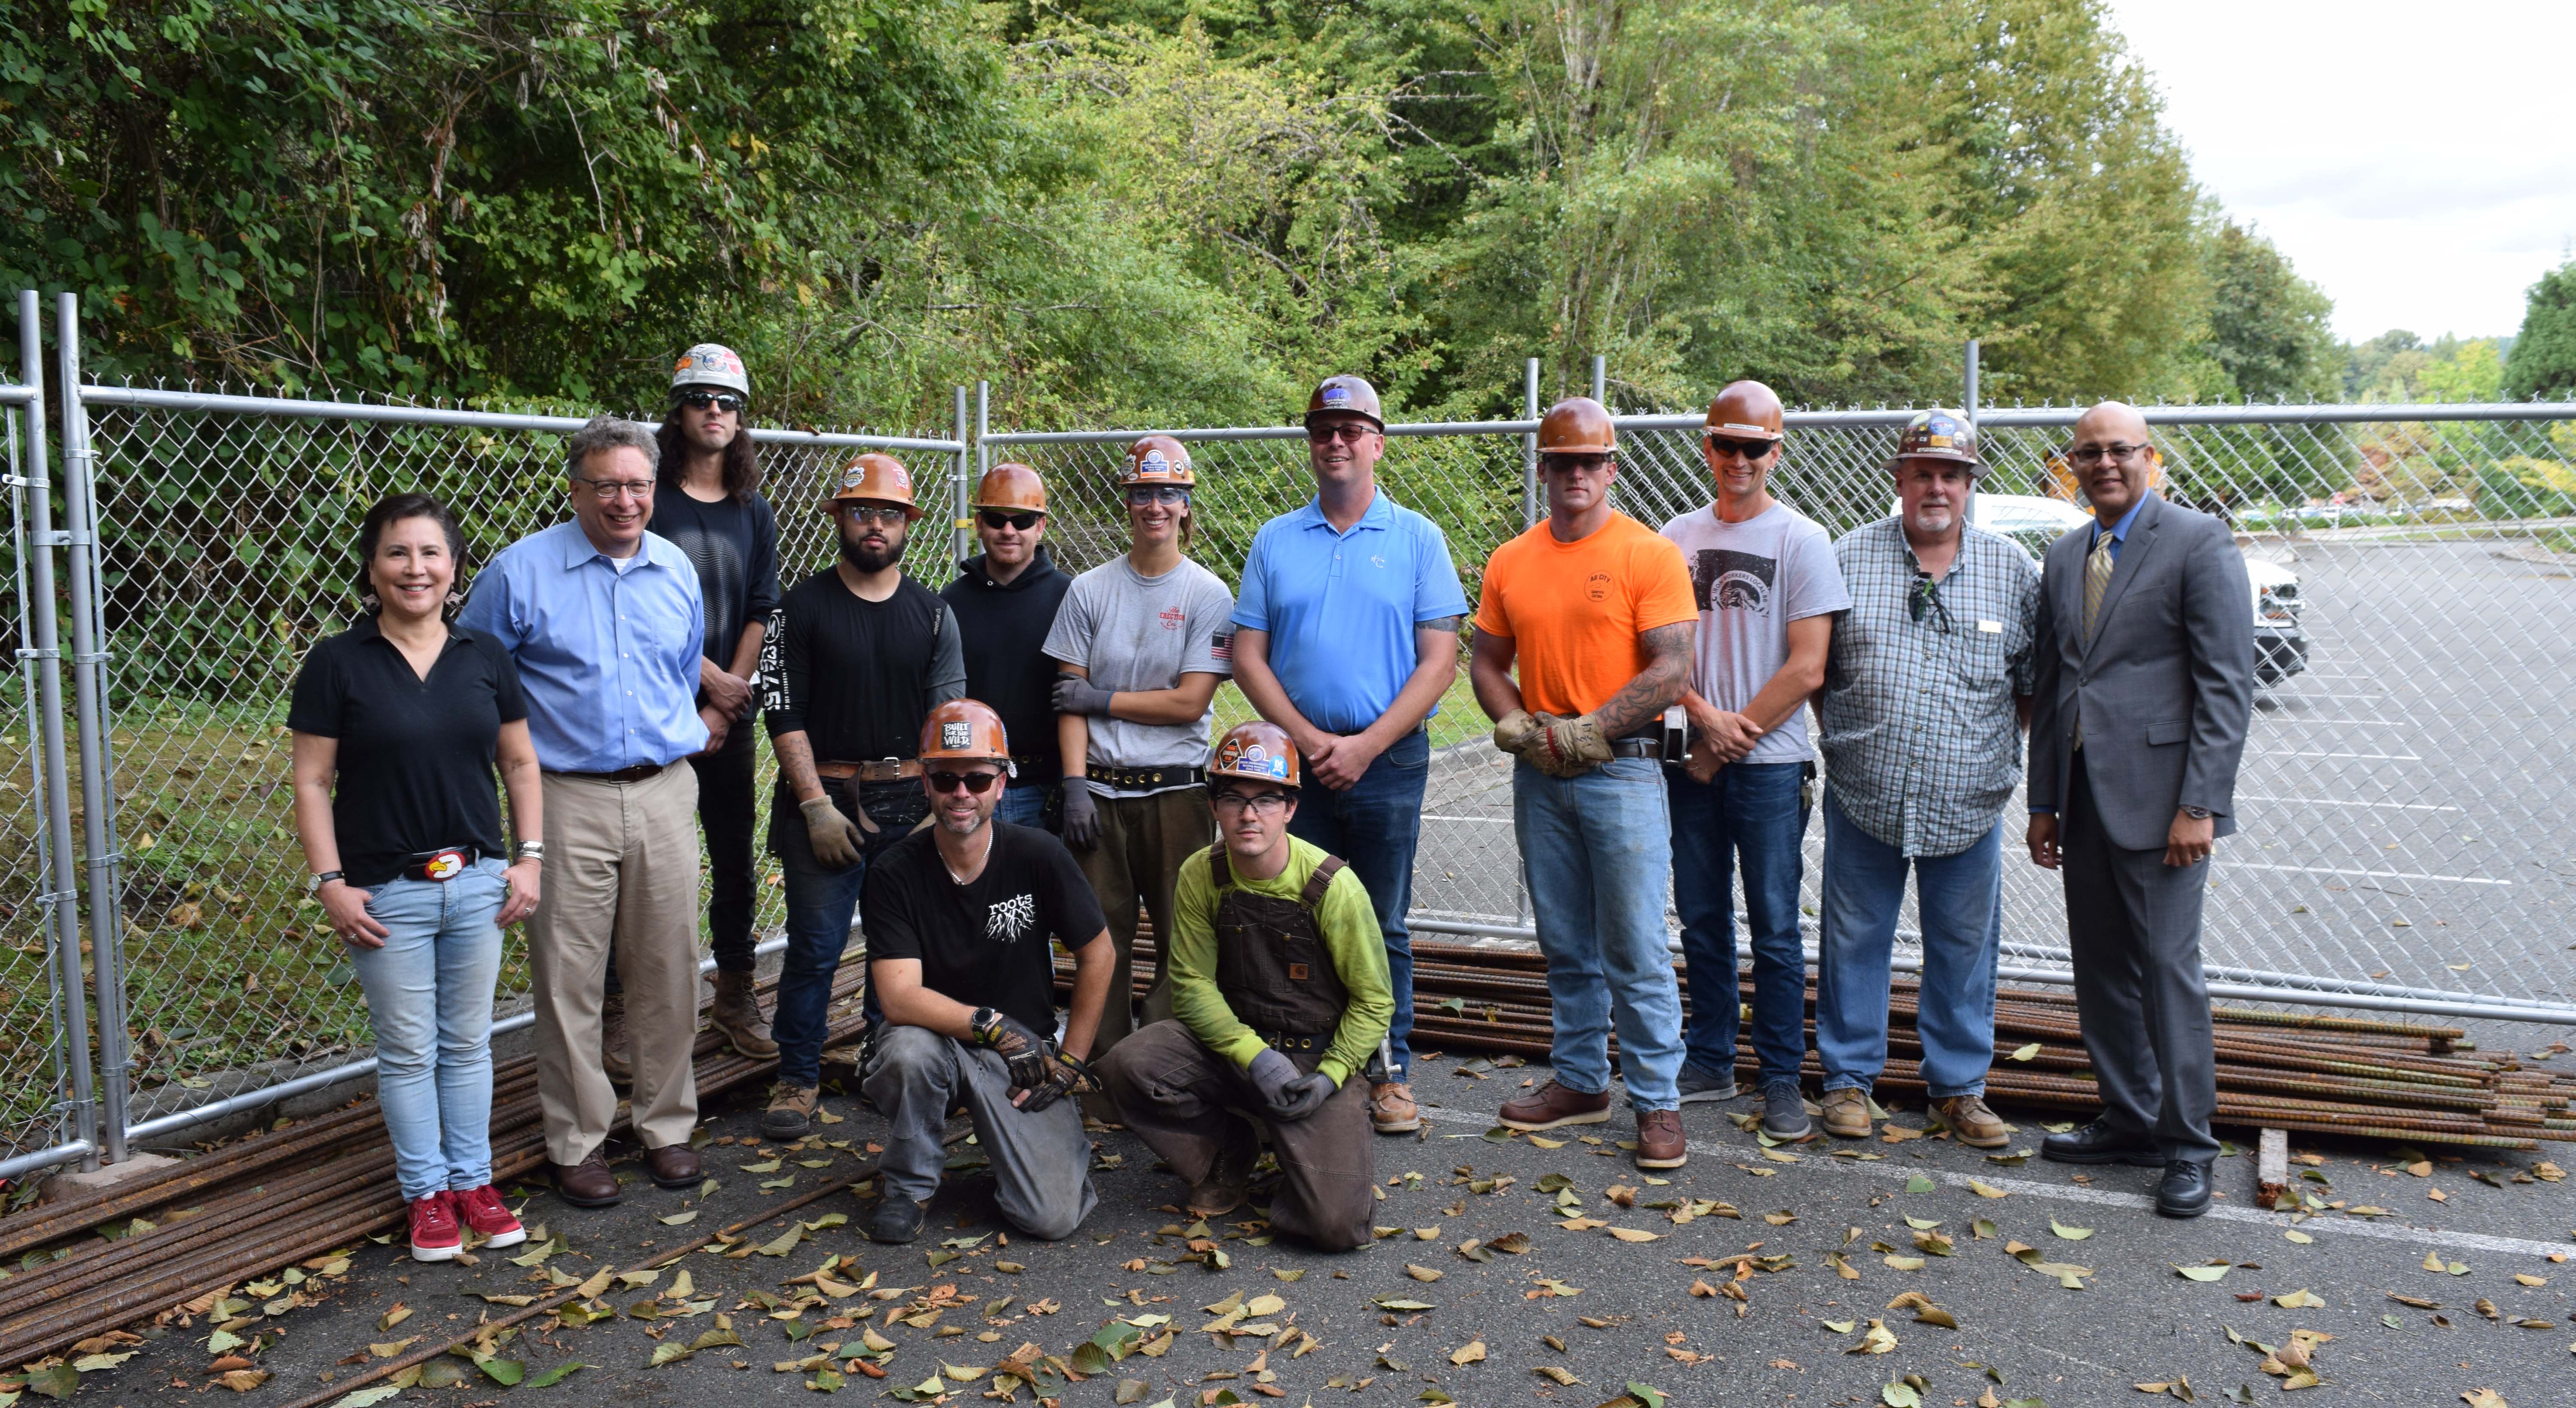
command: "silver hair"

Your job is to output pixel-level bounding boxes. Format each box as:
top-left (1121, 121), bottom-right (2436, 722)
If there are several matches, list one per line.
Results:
top-left (565, 414), bottom-right (660, 482)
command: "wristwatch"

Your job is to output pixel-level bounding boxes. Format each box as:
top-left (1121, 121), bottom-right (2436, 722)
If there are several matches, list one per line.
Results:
top-left (2182, 806), bottom-right (2212, 820)
top-left (306, 870), bottom-right (345, 894)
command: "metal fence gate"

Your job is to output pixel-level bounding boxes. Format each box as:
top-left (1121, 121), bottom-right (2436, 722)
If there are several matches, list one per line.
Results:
top-left (10, 293), bottom-right (2576, 1182)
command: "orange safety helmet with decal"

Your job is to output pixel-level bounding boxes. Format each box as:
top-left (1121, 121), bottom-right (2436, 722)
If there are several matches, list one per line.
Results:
top-left (1208, 720), bottom-right (1301, 790)
top-left (822, 452), bottom-right (922, 521)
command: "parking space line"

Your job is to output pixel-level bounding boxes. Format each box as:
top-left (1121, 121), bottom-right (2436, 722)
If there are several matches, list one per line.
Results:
top-left (1423, 814), bottom-right (1514, 824)
top-left (2249, 717), bottom-right (2405, 728)
top-left (2260, 750), bottom-right (2422, 760)
top-left (2266, 691), bottom-right (2391, 701)
top-left (2222, 862), bottom-right (2506, 885)
top-left (1415, 1107), bottom-right (2568, 1258)
top-left (2236, 795), bottom-right (2462, 812)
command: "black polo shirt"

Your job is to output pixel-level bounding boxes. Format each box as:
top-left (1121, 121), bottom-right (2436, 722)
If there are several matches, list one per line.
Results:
top-left (288, 618), bottom-right (528, 887)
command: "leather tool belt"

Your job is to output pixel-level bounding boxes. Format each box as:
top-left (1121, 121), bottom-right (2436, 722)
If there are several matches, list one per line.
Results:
top-left (1253, 1029), bottom-right (1331, 1053)
top-left (817, 759), bottom-right (925, 783)
top-left (560, 762), bottom-right (664, 784)
top-left (401, 846), bottom-right (479, 882)
top-left (1086, 764), bottom-right (1205, 789)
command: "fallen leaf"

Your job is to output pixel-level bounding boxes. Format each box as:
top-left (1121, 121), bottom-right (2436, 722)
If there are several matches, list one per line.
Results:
top-left (1449, 1341), bottom-right (1485, 1366)
top-left (2050, 1219), bottom-right (2093, 1241)
top-left (1405, 1264), bottom-right (1443, 1282)
top-left (2176, 1264), bottom-right (2231, 1283)
top-left (1607, 1227), bottom-right (1661, 1243)
top-left (1968, 1179), bottom-right (2009, 1199)
top-left (2274, 1289), bottom-right (2326, 1309)
top-left (2008, 1043), bottom-right (2041, 1062)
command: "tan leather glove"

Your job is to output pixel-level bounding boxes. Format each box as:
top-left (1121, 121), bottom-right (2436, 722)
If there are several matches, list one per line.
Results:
top-left (800, 795), bottom-right (863, 869)
top-left (1536, 713), bottom-right (1613, 777)
top-left (1491, 708), bottom-right (1543, 759)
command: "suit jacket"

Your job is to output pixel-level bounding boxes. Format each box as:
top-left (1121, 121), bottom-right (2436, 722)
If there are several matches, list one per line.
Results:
top-left (2027, 492), bottom-right (2254, 852)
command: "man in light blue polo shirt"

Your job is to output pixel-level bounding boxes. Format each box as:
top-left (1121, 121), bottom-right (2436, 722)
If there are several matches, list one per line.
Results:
top-left (1230, 374), bottom-right (1469, 1135)
top-left (459, 414), bottom-right (711, 1207)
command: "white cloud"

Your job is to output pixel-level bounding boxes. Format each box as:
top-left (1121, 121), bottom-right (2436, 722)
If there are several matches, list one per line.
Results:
top-left (2105, 0), bottom-right (2576, 342)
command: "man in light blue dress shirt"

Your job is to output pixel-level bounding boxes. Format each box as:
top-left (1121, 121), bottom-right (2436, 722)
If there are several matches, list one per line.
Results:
top-left (459, 415), bottom-right (711, 1208)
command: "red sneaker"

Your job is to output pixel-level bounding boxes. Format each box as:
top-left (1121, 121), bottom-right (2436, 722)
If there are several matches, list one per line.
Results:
top-left (450, 1185), bottom-right (527, 1248)
top-left (407, 1192), bottom-right (462, 1263)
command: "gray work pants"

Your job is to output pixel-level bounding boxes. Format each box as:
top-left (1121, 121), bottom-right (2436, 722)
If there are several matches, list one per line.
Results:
top-left (860, 1025), bottom-right (1097, 1240)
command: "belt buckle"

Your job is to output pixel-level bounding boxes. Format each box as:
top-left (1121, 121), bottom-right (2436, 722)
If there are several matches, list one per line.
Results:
top-left (422, 849), bottom-right (468, 882)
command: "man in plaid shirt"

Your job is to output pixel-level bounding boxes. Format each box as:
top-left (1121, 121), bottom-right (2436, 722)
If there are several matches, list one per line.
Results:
top-left (1812, 410), bottom-right (2039, 1146)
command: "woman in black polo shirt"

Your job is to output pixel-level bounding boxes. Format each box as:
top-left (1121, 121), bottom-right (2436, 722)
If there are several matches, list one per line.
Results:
top-left (289, 492), bottom-right (545, 1263)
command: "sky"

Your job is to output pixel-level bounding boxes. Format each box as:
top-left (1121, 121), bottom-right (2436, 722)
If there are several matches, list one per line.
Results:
top-left (2106, 0), bottom-right (2576, 343)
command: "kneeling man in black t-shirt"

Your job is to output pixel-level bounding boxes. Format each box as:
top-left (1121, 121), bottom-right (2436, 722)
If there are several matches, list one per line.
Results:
top-left (858, 701), bottom-right (1116, 1244)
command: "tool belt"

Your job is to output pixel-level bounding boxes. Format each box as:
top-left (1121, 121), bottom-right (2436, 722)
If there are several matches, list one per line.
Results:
top-left (1254, 1029), bottom-right (1331, 1053)
top-left (401, 846), bottom-right (480, 882)
top-left (817, 758), bottom-right (925, 784)
top-left (1086, 764), bottom-right (1204, 790)
top-left (559, 762), bottom-right (664, 784)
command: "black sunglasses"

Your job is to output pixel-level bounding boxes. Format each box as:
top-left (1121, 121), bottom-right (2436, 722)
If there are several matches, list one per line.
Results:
top-left (674, 389), bottom-right (745, 414)
top-left (1908, 572), bottom-right (1954, 634)
top-left (928, 770), bottom-right (1002, 794)
top-left (1704, 435), bottom-right (1778, 460)
top-left (979, 510), bottom-right (1043, 531)
top-left (1307, 424), bottom-right (1374, 445)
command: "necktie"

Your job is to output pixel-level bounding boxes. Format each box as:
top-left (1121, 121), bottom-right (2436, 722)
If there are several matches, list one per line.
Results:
top-left (2075, 532), bottom-right (2114, 750)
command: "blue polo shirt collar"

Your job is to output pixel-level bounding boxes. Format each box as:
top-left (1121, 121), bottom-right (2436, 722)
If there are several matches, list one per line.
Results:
top-left (1293, 488), bottom-right (1393, 538)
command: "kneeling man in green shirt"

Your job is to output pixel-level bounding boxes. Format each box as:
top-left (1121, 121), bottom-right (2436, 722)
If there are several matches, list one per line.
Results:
top-left (1095, 722), bottom-right (1392, 1250)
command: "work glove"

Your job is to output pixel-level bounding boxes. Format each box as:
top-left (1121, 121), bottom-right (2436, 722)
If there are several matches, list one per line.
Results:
top-left (1268, 1070), bottom-right (1336, 1123)
top-left (1016, 1049), bottom-right (1095, 1114)
top-left (1490, 709), bottom-right (1546, 759)
top-left (967, 1007), bottom-right (1057, 1090)
top-left (1051, 674), bottom-right (1117, 716)
top-left (1535, 713), bottom-right (1614, 778)
top-left (801, 795), bottom-right (863, 869)
top-left (1247, 1048), bottom-right (1300, 1109)
top-left (1060, 783), bottom-right (1102, 850)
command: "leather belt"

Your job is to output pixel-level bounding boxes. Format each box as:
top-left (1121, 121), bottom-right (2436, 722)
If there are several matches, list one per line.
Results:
top-left (1087, 764), bottom-right (1204, 789)
top-left (817, 759), bottom-right (924, 783)
top-left (401, 846), bottom-right (479, 882)
top-left (1255, 1029), bottom-right (1331, 1053)
top-left (559, 762), bottom-right (663, 784)
top-left (1609, 736), bottom-right (1661, 759)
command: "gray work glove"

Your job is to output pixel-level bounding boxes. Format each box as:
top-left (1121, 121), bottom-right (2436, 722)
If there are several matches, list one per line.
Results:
top-left (1269, 1071), bottom-right (1335, 1123)
top-left (1060, 783), bottom-right (1101, 850)
top-left (1051, 674), bottom-right (1116, 716)
top-left (1247, 1048), bottom-right (1300, 1110)
top-left (800, 795), bottom-right (863, 870)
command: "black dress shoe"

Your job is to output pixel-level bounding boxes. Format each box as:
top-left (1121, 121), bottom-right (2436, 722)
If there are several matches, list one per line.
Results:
top-left (2156, 1159), bottom-right (2215, 1218)
top-left (868, 1193), bottom-right (928, 1244)
top-left (2039, 1118), bottom-right (2164, 1166)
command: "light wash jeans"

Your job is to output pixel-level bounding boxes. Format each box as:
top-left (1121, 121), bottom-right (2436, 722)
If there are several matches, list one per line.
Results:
top-left (1815, 789), bottom-right (2004, 1098)
top-left (1512, 756), bottom-right (1686, 1111)
top-left (349, 856), bottom-right (509, 1201)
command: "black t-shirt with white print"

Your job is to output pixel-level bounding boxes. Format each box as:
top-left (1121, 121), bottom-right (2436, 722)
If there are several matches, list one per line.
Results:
top-left (860, 820), bottom-right (1108, 1036)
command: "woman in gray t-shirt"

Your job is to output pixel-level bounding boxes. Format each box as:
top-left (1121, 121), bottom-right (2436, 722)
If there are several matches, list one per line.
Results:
top-left (1041, 437), bottom-right (1236, 1077)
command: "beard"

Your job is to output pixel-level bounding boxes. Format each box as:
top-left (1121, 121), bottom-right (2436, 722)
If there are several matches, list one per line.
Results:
top-left (840, 530), bottom-right (905, 573)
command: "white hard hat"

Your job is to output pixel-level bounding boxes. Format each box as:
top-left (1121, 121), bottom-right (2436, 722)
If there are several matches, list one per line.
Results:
top-left (671, 343), bottom-right (750, 398)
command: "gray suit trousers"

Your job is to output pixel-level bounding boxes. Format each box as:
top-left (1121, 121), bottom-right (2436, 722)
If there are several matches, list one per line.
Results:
top-left (2062, 756), bottom-right (2219, 1160)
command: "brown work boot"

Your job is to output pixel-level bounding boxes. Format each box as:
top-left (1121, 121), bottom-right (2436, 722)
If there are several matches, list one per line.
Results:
top-left (709, 970), bottom-right (778, 1059)
top-left (1368, 1081), bottom-right (1422, 1135)
top-left (1933, 1094), bottom-right (2011, 1149)
top-left (1186, 1120), bottom-right (1258, 1218)
top-left (599, 992), bottom-right (632, 1085)
top-left (550, 1152), bottom-right (620, 1208)
top-left (1497, 1080), bottom-right (1613, 1132)
top-left (1819, 1087), bottom-right (1874, 1139)
top-left (1634, 1109), bottom-right (1688, 1169)
top-left (763, 1083), bottom-right (820, 1141)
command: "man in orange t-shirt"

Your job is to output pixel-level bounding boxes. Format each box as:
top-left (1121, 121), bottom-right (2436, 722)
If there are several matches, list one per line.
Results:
top-left (1468, 396), bottom-right (1698, 1171)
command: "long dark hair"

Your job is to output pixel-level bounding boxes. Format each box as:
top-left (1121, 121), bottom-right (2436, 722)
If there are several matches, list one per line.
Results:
top-left (656, 412), bottom-right (762, 501)
top-left (355, 492), bottom-right (466, 616)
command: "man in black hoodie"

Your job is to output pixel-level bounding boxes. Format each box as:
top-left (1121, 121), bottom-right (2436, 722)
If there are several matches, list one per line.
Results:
top-left (944, 464), bottom-right (1075, 831)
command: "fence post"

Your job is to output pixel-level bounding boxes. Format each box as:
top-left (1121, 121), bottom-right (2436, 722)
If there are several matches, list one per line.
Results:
top-left (55, 293), bottom-right (132, 1163)
top-left (1590, 354), bottom-right (1606, 407)
top-left (974, 380), bottom-right (990, 517)
top-left (951, 385), bottom-right (971, 564)
top-left (17, 290), bottom-right (102, 1171)
top-left (1964, 338), bottom-right (1980, 523)
top-left (1522, 358), bottom-right (1540, 530)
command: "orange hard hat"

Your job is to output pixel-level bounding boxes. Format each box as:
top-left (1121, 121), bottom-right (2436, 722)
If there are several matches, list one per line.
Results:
top-left (1704, 380), bottom-right (1785, 442)
top-left (919, 698), bottom-right (1012, 765)
top-left (1304, 374), bottom-right (1385, 431)
top-left (1208, 721), bottom-right (1300, 789)
top-left (1887, 409), bottom-right (1983, 475)
top-left (1537, 397), bottom-right (1616, 457)
top-left (822, 452), bottom-right (922, 521)
top-left (972, 462), bottom-right (1048, 513)
top-left (1121, 435), bottom-right (1195, 488)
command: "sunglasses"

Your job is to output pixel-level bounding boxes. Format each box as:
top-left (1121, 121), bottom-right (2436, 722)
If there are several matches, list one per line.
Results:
top-left (979, 509), bottom-right (1043, 531)
top-left (841, 504), bottom-right (908, 526)
top-left (928, 770), bottom-right (1002, 794)
top-left (1704, 435), bottom-right (1778, 460)
top-left (1908, 572), bottom-right (1954, 634)
top-left (1307, 424), bottom-right (1375, 445)
top-left (675, 390), bottom-right (745, 414)
top-left (1127, 486), bottom-right (1191, 506)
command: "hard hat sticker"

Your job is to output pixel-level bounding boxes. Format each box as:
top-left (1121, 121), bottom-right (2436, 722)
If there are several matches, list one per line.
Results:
top-left (1139, 450), bottom-right (1171, 476)
top-left (1321, 386), bottom-right (1351, 407)
top-left (941, 722), bottom-right (972, 750)
top-left (840, 466), bottom-right (866, 489)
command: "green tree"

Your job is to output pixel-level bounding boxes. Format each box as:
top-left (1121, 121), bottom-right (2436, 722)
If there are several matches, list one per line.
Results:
top-left (2203, 220), bottom-right (2337, 401)
top-left (2503, 258), bottom-right (2576, 402)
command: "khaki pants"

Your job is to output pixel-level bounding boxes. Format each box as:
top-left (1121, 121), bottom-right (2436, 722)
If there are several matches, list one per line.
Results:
top-left (530, 765), bottom-right (702, 1165)
top-left (1075, 786), bottom-right (1215, 1061)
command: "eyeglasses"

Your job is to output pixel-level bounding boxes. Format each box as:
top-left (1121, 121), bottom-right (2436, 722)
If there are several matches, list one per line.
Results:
top-left (578, 477), bottom-right (655, 501)
top-left (1126, 486), bottom-right (1191, 507)
top-left (1704, 435), bottom-right (1779, 460)
top-left (1908, 572), bottom-right (1954, 634)
top-left (928, 770), bottom-right (1002, 794)
top-left (1211, 790), bottom-right (1290, 815)
top-left (675, 390), bottom-right (745, 415)
top-left (979, 510), bottom-right (1043, 531)
top-left (841, 504), bottom-right (909, 526)
top-left (2068, 442), bottom-right (2151, 464)
top-left (1307, 424), bottom-right (1375, 445)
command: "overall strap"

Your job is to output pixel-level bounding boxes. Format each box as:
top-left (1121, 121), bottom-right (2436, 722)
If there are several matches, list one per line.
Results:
top-left (1299, 855), bottom-right (1347, 911)
top-left (1206, 842), bottom-right (1232, 892)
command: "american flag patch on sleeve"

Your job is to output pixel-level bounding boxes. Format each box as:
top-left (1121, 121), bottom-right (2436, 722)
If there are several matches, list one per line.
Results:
top-left (1209, 631), bottom-right (1233, 661)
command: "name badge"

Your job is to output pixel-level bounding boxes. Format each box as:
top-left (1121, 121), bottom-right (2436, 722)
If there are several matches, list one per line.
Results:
top-left (1977, 619), bottom-right (2003, 634)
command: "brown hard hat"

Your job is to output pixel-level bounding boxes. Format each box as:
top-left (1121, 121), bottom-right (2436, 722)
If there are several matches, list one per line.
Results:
top-left (1121, 434), bottom-right (1196, 487)
top-left (822, 452), bottom-right (922, 520)
top-left (972, 462), bottom-right (1048, 513)
top-left (919, 698), bottom-right (1011, 764)
top-left (1704, 380), bottom-right (1785, 441)
top-left (1304, 374), bottom-right (1385, 431)
top-left (1886, 408), bottom-right (1983, 475)
top-left (1208, 720), bottom-right (1300, 789)
top-left (1537, 397), bottom-right (1616, 457)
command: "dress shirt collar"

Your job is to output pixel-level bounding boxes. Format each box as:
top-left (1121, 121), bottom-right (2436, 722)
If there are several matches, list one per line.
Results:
top-left (552, 517), bottom-right (681, 574)
top-left (2090, 491), bottom-right (2151, 550)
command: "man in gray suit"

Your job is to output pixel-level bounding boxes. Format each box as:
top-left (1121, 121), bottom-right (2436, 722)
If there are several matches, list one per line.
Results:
top-left (2024, 401), bottom-right (2253, 1219)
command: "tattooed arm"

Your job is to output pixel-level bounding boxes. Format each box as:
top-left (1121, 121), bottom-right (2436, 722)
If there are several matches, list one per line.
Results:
top-left (1590, 620), bottom-right (1696, 739)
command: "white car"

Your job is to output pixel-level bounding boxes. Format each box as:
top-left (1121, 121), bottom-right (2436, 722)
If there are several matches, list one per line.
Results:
top-left (1890, 492), bottom-right (2309, 684)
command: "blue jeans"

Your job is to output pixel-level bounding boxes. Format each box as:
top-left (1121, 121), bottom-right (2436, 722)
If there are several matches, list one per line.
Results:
top-left (771, 795), bottom-right (875, 1088)
top-left (1513, 756), bottom-right (1685, 1110)
top-left (995, 782), bottom-right (1051, 830)
top-left (1286, 728), bottom-right (1428, 1080)
top-left (1817, 790), bottom-right (2002, 1098)
top-left (1667, 760), bottom-right (1809, 1087)
top-left (349, 857), bottom-right (509, 1201)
